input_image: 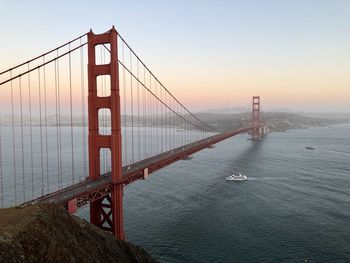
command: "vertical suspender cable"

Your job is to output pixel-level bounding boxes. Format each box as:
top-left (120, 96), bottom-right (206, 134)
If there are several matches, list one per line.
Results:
top-left (152, 78), bottom-right (154, 153)
top-left (175, 101), bottom-right (177, 147)
top-left (57, 53), bottom-right (63, 188)
top-left (158, 83), bottom-right (161, 153)
top-left (43, 57), bottom-right (49, 192)
top-left (171, 94), bottom-right (173, 148)
top-left (130, 51), bottom-right (134, 163)
top-left (159, 84), bottom-right (161, 152)
top-left (147, 75), bottom-right (150, 156)
top-left (68, 45), bottom-right (75, 184)
top-left (10, 71), bottom-right (17, 204)
top-left (188, 111), bottom-right (190, 143)
top-left (185, 110), bottom-right (189, 144)
top-left (182, 108), bottom-right (185, 145)
top-left (155, 81), bottom-right (157, 153)
top-left (172, 99), bottom-right (175, 148)
top-left (185, 108), bottom-right (187, 143)
top-left (54, 59), bottom-right (60, 189)
top-left (158, 82), bottom-right (162, 153)
top-left (165, 91), bottom-right (168, 151)
top-left (150, 75), bottom-right (153, 155)
top-left (174, 100), bottom-right (176, 147)
top-left (153, 79), bottom-right (156, 153)
top-left (154, 81), bottom-right (157, 154)
top-left (137, 59), bottom-right (140, 161)
top-left (174, 102), bottom-right (177, 148)
top-left (180, 104), bottom-right (182, 146)
top-left (80, 40), bottom-right (87, 180)
top-left (146, 75), bottom-right (149, 156)
top-left (163, 87), bottom-right (166, 152)
top-left (184, 109), bottom-right (187, 144)
top-left (181, 109), bottom-right (186, 145)
top-left (177, 103), bottom-right (180, 147)
top-left (191, 115), bottom-right (193, 143)
top-left (160, 85), bottom-right (163, 153)
top-left (19, 76), bottom-right (25, 203)
top-left (165, 90), bottom-right (167, 150)
top-left (169, 93), bottom-right (171, 149)
top-left (170, 94), bottom-right (172, 149)
top-left (167, 92), bottom-right (171, 150)
top-left (148, 74), bottom-right (151, 156)
top-left (38, 69), bottom-right (44, 195)
top-left (193, 115), bottom-right (195, 142)
top-left (143, 67), bottom-right (146, 159)
top-left (148, 75), bottom-right (151, 156)
top-left (187, 113), bottom-right (189, 144)
top-left (147, 72), bottom-right (150, 156)
top-left (28, 64), bottom-right (34, 199)
top-left (122, 42), bottom-right (127, 165)
top-left (189, 115), bottom-right (192, 143)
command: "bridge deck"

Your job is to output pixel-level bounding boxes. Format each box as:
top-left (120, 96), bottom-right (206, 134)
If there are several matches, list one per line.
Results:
top-left (26, 126), bottom-right (259, 208)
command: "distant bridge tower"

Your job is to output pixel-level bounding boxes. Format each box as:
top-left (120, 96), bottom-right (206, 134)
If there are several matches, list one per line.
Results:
top-left (87, 27), bottom-right (125, 240)
top-left (251, 96), bottom-right (261, 140)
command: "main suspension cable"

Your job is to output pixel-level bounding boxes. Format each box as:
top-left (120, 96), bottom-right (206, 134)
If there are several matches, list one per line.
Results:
top-left (117, 34), bottom-right (217, 133)
top-left (0, 33), bottom-right (87, 76)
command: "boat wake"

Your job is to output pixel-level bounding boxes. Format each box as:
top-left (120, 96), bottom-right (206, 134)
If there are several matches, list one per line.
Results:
top-left (317, 148), bottom-right (350, 155)
top-left (247, 177), bottom-right (288, 181)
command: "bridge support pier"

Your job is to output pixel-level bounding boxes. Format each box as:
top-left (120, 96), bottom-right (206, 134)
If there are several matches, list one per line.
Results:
top-left (88, 27), bottom-right (124, 240)
top-left (259, 125), bottom-right (268, 137)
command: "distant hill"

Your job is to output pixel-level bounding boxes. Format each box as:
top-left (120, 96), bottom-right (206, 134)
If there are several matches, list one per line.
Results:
top-left (201, 107), bottom-right (248, 114)
top-left (193, 112), bottom-right (350, 132)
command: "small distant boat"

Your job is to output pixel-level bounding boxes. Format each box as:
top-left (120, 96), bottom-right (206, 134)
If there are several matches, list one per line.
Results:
top-left (226, 173), bottom-right (247, 181)
top-left (183, 156), bottom-right (193, 160)
top-left (305, 146), bottom-right (316, 150)
top-left (176, 128), bottom-right (185, 132)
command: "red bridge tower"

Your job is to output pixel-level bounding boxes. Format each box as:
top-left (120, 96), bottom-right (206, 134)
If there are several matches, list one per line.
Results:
top-left (87, 27), bottom-right (124, 240)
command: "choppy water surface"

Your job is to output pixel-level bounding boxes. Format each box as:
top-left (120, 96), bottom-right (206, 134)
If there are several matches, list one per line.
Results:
top-left (122, 125), bottom-right (350, 262)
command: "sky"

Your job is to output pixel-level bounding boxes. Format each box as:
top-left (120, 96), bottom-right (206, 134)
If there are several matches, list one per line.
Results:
top-left (0, 0), bottom-right (349, 112)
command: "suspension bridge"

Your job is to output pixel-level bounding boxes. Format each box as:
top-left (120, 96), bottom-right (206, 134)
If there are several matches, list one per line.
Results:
top-left (0, 26), bottom-right (267, 240)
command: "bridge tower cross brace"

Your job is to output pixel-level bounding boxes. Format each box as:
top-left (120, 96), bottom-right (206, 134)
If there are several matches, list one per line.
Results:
top-left (87, 27), bottom-right (125, 240)
top-left (252, 96), bottom-right (261, 140)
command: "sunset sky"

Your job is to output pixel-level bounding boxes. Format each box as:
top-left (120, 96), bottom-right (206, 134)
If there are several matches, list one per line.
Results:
top-left (0, 0), bottom-right (349, 112)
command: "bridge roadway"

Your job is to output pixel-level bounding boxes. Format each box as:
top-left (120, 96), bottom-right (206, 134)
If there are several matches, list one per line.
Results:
top-left (25, 125), bottom-right (259, 209)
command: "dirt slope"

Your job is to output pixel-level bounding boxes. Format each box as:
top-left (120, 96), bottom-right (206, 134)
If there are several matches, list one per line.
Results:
top-left (0, 203), bottom-right (158, 263)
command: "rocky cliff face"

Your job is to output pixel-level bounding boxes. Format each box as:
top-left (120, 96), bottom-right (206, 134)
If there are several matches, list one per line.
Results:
top-left (0, 204), bottom-right (158, 263)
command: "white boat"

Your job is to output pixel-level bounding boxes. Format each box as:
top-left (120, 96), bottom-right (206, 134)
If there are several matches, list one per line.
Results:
top-left (226, 173), bottom-right (247, 181)
top-left (305, 146), bottom-right (316, 150)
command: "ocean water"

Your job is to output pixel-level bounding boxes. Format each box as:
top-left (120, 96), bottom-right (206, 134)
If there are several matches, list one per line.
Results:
top-left (1, 124), bottom-right (349, 262)
top-left (122, 124), bottom-right (350, 262)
